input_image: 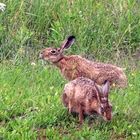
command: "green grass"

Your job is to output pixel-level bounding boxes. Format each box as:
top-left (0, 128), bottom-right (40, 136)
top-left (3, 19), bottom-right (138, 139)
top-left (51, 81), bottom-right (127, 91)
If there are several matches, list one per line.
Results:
top-left (0, 0), bottom-right (140, 60)
top-left (0, 61), bottom-right (140, 140)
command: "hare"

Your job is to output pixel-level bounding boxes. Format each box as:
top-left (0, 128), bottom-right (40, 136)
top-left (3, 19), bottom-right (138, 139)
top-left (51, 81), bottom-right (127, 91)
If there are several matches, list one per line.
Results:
top-left (39, 36), bottom-right (127, 88)
top-left (62, 77), bottom-right (112, 124)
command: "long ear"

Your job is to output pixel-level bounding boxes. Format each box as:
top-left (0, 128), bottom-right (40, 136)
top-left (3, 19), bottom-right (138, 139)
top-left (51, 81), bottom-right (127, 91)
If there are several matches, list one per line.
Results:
top-left (95, 84), bottom-right (102, 94)
top-left (94, 83), bottom-right (102, 103)
top-left (102, 80), bottom-right (110, 96)
top-left (60, 36), bottom-right (75, 51)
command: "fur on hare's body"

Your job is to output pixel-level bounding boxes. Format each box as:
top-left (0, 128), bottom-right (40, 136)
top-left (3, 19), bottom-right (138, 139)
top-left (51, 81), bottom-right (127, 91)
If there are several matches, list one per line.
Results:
top-left (39, 36), bottom-right (127, 88)
top-left (62, 77), bottom-right (112, 124)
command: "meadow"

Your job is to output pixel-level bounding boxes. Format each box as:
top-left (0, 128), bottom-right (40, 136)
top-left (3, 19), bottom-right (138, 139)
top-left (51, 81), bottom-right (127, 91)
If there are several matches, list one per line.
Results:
top-left (0, 0), bottom-right (140, 139)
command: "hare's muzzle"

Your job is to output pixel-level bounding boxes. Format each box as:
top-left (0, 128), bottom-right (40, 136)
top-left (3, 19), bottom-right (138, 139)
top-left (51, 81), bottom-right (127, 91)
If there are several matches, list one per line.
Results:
top-left (39, 51), bottom-right (44, 59)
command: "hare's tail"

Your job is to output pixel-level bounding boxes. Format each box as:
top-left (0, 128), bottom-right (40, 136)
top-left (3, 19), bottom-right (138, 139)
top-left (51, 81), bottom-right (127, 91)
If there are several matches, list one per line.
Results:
top-left (117, 72), bottom-right (127, 88)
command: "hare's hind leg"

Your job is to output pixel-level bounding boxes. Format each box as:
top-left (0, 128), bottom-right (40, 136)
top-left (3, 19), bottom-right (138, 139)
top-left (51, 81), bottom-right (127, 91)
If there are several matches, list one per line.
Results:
top-left (78, 104), bottom-right (83, 124)
top-left (62, 93), bottom-right (72, 114)
top-left (68, 99), bottom-right (72, 114)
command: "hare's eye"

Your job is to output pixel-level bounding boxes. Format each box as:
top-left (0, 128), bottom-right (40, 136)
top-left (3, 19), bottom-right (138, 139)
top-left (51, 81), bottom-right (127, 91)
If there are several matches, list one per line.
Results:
top-left (51, 50), bottom-right (56, 54)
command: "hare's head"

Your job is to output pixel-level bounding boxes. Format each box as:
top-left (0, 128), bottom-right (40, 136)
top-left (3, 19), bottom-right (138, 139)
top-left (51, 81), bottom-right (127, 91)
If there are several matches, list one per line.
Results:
top-left (39, 36), bottom-right (75, 63)
top-left (96, 81), bottom-right (112, 121)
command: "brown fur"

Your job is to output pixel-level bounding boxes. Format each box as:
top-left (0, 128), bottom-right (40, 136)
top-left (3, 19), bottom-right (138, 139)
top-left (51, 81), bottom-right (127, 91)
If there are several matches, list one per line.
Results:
top-left (39, 36), bottom-right (127, 88)
top-left (62, 77), bottom-right (112, 124)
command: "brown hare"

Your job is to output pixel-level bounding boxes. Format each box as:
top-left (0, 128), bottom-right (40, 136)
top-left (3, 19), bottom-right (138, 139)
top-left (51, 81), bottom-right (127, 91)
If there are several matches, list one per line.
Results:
top-left (39, 36), bottom-right (127, 88)
top-left (62, 77), bottom-right (112, 124)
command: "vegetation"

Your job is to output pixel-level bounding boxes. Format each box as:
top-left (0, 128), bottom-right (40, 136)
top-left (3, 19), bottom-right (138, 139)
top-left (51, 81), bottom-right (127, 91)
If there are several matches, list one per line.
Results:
top-left (0, 0), bottom-right (140, 139)
top-left (0, 62), bottom-right (140, 140)
top-left (1, 0), bottom-right (140, 60)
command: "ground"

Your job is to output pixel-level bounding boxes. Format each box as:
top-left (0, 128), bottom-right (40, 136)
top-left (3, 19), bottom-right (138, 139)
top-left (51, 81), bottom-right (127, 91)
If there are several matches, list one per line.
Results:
top-left (0, 61), bottom-right (140, 140)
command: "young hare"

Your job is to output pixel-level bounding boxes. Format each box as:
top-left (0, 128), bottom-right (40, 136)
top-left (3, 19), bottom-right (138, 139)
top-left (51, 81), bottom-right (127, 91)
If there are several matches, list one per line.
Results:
top-left (62, 77), bottom-right (112, 124)
top-left (39, 36), bottom-right (127, 88)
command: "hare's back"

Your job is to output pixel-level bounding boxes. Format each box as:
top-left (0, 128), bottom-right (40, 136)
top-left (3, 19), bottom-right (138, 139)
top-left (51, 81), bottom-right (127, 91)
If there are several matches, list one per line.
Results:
top-left (69, 56), bottom-right (125, 82)
top-left (64, 77), bottom-right (98, 100)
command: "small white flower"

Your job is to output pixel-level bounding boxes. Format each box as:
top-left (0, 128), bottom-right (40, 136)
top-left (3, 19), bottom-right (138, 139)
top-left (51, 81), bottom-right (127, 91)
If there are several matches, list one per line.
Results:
top-left (0, 3), bottom-right (6, 12)
top-left (79, 11), bottom-right (83, 17)
top-left (31, 62), bottom-right (36, 66)
top-left (50, 86), bottom-right (54, 90)
top-left (132, 132), bottom-right (137, 135)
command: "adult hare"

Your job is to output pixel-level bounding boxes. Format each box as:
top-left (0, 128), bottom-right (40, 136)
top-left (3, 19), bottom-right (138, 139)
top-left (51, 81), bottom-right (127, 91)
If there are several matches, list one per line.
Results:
top-left (39, 36), bottom-right (127, 88)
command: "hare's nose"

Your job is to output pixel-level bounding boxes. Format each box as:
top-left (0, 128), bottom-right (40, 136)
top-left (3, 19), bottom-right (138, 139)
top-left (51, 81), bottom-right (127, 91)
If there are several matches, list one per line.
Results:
top-left (39, 51), bottom-right (43, 59)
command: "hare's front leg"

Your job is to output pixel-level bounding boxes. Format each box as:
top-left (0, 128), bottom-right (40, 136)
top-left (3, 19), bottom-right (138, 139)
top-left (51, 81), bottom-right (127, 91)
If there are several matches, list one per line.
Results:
top-left (68, 99), bottom-right (72, 114)
top-left (78, 104), bottom-right (83, 124)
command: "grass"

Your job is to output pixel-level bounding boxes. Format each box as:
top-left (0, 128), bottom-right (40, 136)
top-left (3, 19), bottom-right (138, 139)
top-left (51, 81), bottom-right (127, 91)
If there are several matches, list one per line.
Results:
top-left (0, 0), bottom-right (140, 60)
top-left (0, 61), bottom-right (140, 140)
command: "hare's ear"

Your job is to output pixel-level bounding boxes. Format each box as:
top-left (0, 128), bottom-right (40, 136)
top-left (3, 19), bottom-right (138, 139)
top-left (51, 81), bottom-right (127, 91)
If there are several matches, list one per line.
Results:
top-left (102, 80), bottom-right (110, 96)
top-left (60, 36), bottom-right (75, 51)
top-left (95, 84), bottom-right (102, 93)
top-left (94, 83), bottom-right (102, 102)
